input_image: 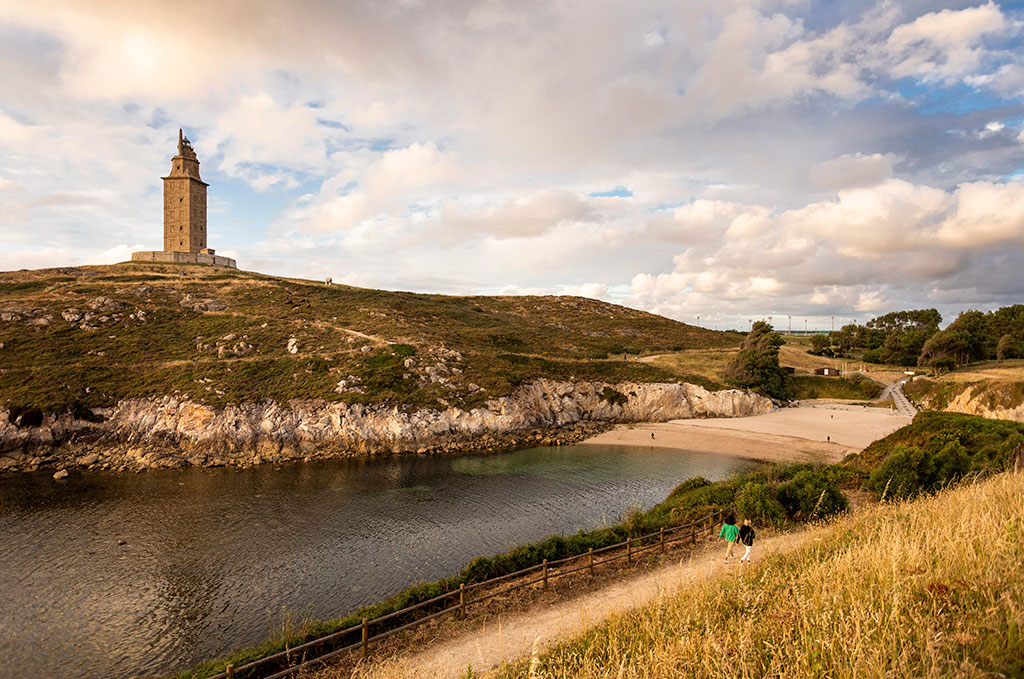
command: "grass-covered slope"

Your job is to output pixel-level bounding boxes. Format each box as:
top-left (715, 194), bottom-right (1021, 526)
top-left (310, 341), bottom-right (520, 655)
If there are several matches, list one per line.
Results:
top-left (848, 410), bottom-right (1024, 473)
top-left (791, 374), bottom-right (883, 401)
top-left (0, 263), bottom-right (740, 414)
top-left (492, 470), bottom-right (1024, 679)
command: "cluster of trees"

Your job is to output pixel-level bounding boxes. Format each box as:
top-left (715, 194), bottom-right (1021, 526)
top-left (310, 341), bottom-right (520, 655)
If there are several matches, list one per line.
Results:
top-left (725, 320), bottom-right (793, 400)
top-left (809, 309), bottom-right (941, 365)
top-left (919, 305), bottom-right (1024, 371)
top-left (807, 305), bottom-right (1024, 370)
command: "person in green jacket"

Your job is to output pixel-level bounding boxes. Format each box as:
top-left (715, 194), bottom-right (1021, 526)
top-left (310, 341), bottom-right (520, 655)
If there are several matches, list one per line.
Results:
top-left (719, 512), bottom-right (739, 562)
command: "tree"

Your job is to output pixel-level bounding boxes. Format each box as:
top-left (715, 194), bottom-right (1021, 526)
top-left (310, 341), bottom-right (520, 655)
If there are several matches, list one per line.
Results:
top-left (866, 309), bottom-right (941, 333)
top-left (725, 321), bottom-right (793, 400)
top-left (997, 334), bottom-right (1021, 360)
top-left (881, 327), bottom-right (936, 366)
top-left (809, 334), bottom-right (832, 356)
top-left (919, 331), bottom-right (966, 372)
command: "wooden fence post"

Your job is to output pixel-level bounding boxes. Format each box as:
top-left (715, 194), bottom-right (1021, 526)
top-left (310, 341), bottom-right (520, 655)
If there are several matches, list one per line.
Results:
top-left (691, 519), bottom-right (696, 544)
top-left (588, 548), bottom-right (594, 576)
top-left (459, 583), bottom-right (466, 617)
top-left (660, 527), bottom-right (665, 553)
top-left (542, 559), bottom-right (548, 590)
top-left (361, 617), bottom-right (369, 660)
top-left (226, 664), bottom-right (234, 679)
top-left (627, 537), bottom-right (632, 562)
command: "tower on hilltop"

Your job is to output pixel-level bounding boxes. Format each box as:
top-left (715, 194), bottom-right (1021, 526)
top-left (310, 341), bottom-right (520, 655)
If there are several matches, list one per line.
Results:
top-left (163, 129), bottom-right (209, 253)
top-left (132, 129), bottom-right (236, 268)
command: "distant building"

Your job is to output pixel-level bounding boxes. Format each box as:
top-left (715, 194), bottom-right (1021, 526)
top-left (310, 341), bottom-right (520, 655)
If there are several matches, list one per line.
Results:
top-left (815, 367), bottom-right (842, 376)
top-left (132, 129), bottom-right (237, 269)
top-left (782, 366), bottom-right (795, 374)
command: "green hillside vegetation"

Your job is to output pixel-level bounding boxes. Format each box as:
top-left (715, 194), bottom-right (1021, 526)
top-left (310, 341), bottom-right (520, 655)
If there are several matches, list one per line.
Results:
top-left (0, 263), bottom-right (739, 415)
top-left (491, 470), bottom-right (1024, 679)
top-left (790, 374), bottom-right (882, 400)
top-left (849, 411), bottom-right (1024, 500)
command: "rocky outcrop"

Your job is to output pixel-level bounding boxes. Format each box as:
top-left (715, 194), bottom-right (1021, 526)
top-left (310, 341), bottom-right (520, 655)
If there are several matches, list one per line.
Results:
top-left (0, 379), bottom-right (772, 473)
top-left (909, 378), bottom-right (1024, 423)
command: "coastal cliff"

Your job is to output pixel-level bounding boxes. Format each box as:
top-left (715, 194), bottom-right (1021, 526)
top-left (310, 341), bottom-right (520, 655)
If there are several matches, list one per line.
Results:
top-left (905, 378), bottom-right (1024, 423)
top-left (0, 379), bottom-right (772, 473)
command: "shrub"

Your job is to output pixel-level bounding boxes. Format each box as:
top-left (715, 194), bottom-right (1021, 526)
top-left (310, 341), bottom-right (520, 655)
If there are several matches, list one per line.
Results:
top-left (775, 470), bottom-right (848, 519)
top-left (8, 405), bottom-right (43, 428)
top-left (867, 445), bottom-right (932, 500)
top-left (600, 386), bottom-right (629, 406)
top-left (735, 481), bottom-right (784, 527)
top-left (869, 441), bottom-right (975, 501)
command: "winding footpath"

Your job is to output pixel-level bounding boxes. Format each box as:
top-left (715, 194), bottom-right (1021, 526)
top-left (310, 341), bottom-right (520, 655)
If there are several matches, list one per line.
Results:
top-left (354, 530), bottom-right (818, 679)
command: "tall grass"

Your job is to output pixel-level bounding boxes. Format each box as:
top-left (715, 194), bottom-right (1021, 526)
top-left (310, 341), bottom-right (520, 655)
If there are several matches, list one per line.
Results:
top-left (494, 471), bottom-right (1024, 678)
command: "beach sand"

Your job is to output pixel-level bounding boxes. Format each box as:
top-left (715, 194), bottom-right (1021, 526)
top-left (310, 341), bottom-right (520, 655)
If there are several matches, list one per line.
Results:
top-left (583, 402), bottom-right (912, 464)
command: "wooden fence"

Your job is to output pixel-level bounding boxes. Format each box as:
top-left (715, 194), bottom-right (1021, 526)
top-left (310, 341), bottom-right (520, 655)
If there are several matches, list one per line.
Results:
top-left (203, 508), bottom-right (726, 679)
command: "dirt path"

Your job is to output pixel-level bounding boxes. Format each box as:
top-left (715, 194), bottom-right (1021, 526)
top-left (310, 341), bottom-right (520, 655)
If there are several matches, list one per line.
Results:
top-left (357, 529), bottom-right (817, 678)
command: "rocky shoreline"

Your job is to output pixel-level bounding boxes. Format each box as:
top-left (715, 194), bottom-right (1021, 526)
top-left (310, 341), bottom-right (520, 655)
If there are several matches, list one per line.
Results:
top-left (0, 379), bottom-right (773, 474)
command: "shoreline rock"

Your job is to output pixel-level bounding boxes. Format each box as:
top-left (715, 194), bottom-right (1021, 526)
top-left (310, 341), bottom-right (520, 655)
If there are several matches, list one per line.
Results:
top-left (0, 379), bottom-right (772, 474)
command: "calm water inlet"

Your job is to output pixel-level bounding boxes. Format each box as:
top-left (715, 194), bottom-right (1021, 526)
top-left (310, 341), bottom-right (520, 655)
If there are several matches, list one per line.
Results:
top-left (0, 444), bottom-right (753, 679)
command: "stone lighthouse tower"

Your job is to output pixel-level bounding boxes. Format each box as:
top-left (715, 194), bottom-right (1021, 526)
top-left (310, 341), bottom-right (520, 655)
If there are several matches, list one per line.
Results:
top-left (132, 129), bottom-right (236, 268)
top-left (163, 129), bottom-right (209, 253)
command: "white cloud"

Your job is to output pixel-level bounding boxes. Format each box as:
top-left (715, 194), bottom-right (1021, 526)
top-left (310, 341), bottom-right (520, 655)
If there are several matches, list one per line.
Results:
top-left (560, 283), bottom-right (610, 300)
top-left (885, 2), bottom-right (1005, 83)
top-left (441, 190), bottom-right (598, 239)
top-left (280, 141), bottom-right (459, 233)
top-left (626, 177), bottom-right (1024, 323)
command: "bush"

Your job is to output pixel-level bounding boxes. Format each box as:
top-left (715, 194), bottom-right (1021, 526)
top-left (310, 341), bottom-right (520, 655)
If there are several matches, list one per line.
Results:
top-left (867, 445), bottom-right (930, 500)
top-left (775, 470), bottom-right (848, 519)
top-left (868, 441), bottom-right (974, 501)
top-left (735, 481), bottom-right (784, 527)
top-left (7, 405), bottom-right (43, 428)
top-left (600, 386), bottom-right (628, 406)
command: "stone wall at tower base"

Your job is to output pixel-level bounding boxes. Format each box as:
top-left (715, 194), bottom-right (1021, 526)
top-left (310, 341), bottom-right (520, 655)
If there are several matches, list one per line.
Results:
top-left (131, 250), bottom-right (237, 269)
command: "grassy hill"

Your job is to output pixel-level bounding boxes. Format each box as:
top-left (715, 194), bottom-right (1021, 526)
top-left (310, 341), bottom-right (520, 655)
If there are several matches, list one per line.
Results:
top-left (0, 263), bottom-right (740, 415)
top-left (491, 469), bottom-right (1024, 678)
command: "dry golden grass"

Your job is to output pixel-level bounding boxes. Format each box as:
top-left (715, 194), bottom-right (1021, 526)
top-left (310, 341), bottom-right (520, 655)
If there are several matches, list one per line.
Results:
top-left (644, 339), bottom-right (904, 388)
top-left (642, 349), bottom-right (735, 387)
top-left (938, 360), bottom-right (1024, 383)
top-left (492, 471), bottom-right (1024, 679)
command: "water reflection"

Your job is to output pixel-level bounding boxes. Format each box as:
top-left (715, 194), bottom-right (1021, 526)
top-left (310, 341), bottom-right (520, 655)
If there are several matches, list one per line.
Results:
top-left (0, 444), bottom-right (753, 679)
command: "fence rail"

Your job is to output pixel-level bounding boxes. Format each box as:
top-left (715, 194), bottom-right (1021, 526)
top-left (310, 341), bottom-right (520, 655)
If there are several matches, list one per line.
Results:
top-left (204, 508), bottom-right (725, 679)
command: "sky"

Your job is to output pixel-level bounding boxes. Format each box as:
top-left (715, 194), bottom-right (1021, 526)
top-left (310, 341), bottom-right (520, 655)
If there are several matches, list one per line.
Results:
top-left (1, 0), bottom-right (1023, 331)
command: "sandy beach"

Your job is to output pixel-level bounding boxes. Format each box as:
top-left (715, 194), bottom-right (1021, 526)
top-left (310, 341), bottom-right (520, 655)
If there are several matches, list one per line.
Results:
top-left (584, 402), bottom-right (912, 464)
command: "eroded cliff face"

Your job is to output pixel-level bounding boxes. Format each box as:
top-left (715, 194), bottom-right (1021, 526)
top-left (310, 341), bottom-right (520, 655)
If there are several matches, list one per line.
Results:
top-left (0, 379), bottom-right (773, 473)
top-left (909, 379), bottom-right (1024, 423)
